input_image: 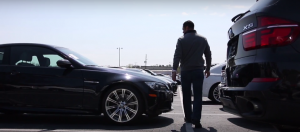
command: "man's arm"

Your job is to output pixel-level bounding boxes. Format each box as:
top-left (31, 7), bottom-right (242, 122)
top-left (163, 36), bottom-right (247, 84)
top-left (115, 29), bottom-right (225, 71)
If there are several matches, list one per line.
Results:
top-left (204, 39), bottom-right (212, 77)
top-left (172, 39), bottom-right (182, 71)
top-left (172, 39), bottom-right (182, 81)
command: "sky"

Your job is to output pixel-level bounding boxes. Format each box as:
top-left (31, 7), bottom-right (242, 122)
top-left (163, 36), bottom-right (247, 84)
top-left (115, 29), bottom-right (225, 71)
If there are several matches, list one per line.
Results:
top-left (0, 0), bottom-right (256, 67)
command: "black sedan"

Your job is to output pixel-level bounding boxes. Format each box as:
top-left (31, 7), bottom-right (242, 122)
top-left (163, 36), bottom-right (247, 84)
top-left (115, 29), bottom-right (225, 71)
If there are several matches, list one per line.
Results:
top-left (0, 43), bottom-right (173, 124)
top-left (144, 69), bottom-right (181, 85)
top-left (122, 68), bottom-right (178, 93)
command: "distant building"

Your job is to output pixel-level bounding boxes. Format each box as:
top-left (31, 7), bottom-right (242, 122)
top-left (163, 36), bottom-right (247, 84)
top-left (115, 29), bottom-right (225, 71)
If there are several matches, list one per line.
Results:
top-left (140, 66), bottom-right (172, 70)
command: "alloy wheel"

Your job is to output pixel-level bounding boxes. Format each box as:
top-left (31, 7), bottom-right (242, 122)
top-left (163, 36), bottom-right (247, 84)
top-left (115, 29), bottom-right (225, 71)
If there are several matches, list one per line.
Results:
top-left (105, 89), bottom-right (139, 123)
top-left (213, 86), bottom-right (221, 103)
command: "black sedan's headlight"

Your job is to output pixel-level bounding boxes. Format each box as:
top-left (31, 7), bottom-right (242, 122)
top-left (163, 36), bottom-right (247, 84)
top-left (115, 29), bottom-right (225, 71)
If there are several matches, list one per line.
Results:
top-left (171, 83), bottom-right (177, 87)
top-left (145, 82), bottom-right (168, 90)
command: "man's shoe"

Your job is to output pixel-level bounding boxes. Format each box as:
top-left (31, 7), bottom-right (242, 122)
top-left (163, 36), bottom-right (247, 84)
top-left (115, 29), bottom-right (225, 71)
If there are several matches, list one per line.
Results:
top-left (184, 118), bottom-right (191, 123)
top-left (192, 122), bottom-right (202, 128)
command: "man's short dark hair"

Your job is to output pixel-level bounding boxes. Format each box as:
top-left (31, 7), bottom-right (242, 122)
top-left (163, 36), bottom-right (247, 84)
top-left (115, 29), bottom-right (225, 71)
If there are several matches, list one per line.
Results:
top-left (183, 20), bottom-right (194, 29)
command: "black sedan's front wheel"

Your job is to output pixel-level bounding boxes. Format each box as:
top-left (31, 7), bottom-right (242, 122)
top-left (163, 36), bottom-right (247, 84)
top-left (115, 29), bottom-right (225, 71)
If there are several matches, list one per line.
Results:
top-left (102, 85), bottom-right (144, 124)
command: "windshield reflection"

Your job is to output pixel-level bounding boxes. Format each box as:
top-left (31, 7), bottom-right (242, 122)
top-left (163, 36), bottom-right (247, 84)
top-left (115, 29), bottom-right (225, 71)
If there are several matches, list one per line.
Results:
top-left (56, 47), bottom-right (98, 66)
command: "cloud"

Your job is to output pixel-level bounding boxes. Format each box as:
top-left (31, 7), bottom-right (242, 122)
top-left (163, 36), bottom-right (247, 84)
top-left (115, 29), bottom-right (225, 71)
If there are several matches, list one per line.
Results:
top-left (181, 12), bottom-right (197, 16)
top-left (147, 14), bottom-right (168, 17)
top-left (233, 5), bottom-right (249, 9)
top-left (209, 12), bottom-right (226, 17)
top-left (202, 6), bottom-right (209, 11)
top-left (181, 12), bottom-right (189, 16)
top-left (223, 5), bottom-right (250, 9)
top-left (159, 14), bottom-right (167, 17)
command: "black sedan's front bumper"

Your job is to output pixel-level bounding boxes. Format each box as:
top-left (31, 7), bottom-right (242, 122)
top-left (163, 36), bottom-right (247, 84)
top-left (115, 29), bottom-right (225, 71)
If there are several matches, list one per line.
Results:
top-left (146, 90), bottom-right (173, 116)
top-left (169, 83), bottom-right (178, 93)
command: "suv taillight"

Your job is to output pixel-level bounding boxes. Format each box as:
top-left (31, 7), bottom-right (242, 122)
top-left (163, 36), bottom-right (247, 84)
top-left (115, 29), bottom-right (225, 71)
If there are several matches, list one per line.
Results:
top-left (242, 17), bottom-right (300, 51)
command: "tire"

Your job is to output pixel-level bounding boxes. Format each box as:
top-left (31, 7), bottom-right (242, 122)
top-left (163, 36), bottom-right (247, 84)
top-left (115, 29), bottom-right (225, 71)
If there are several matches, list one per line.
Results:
top-left (209, 83), bottom-right (221, 103)
top-left (102, 85), bottom-right (144, 124)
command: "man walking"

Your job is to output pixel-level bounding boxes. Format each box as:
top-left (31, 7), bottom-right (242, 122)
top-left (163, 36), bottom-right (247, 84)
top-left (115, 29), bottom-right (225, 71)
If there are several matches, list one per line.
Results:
top-left (172, 20), bottom-right (211, 128)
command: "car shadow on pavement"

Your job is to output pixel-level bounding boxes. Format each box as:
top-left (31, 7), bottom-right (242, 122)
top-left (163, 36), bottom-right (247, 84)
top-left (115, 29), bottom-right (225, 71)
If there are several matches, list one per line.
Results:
top-left (0, 114), bottom-right (174, 131)
top-left (176, 124), bottom-right (217, 132)
top-left (194, 127), bottom-right (218, 132)
top-left (227, 118), bottom-right (277, 132)
top-left (191, 100), bottom-right (220, 105)
top-left (202, 101), bottom-right (221, 105)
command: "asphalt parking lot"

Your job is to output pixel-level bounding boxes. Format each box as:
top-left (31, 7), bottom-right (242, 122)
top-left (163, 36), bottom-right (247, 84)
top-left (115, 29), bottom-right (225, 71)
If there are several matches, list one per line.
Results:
top-left (0, 86), bottom-right (279, 132)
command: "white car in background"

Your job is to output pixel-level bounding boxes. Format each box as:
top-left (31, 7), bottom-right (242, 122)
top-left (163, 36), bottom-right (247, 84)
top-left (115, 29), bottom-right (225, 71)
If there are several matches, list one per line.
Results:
top-left (191, 62), bottom-right (226, 103)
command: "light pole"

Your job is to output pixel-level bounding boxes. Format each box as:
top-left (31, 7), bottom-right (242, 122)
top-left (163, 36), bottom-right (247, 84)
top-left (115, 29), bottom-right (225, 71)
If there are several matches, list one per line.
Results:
top-left (144, 54), bottom-right (147, 69)
top-left (117, 47), bottom-right (123, 67)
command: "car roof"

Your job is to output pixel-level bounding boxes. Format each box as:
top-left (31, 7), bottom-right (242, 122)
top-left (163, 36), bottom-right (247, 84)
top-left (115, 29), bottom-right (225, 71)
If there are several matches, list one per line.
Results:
top-left (210, 62), bottom-right (226, 73)
top-left (0, 43), bottom-right (62, 48)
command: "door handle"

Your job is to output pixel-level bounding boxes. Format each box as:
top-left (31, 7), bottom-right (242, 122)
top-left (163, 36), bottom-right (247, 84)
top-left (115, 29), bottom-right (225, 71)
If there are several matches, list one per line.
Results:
top-left (10, 71), bottom-right (20, 75)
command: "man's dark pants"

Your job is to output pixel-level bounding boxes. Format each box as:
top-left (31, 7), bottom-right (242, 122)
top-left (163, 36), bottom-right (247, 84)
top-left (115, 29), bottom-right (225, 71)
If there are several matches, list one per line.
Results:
top-left (181, 69), bottom-right (204, 123)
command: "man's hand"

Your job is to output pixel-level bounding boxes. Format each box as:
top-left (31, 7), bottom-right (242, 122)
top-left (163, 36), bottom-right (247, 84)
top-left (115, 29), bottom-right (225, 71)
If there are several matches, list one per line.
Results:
top-left (205, 70), bottom-right (210, 78)
top-left (172, 72), bottom-right (177, 81)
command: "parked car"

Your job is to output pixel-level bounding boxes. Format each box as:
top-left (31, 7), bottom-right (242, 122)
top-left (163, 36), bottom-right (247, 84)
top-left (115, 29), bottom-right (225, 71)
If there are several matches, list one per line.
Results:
top-left (156, 73), bottom-right (169, 77)
top-left (156, 73), bottom-right (181, 83)
top-left (124, 68), bottom-right (178, 93)
top-left (220, 0), bottom-right (300, 127)
top-left (143, 70), bottom-right (179, 92)
top-left (191, 63), bottom-right (226, 103)
top-left (144, 69), bottom-right (182, 85)
top-left (203, 63), bottom-right (218, 71)
top-left (0, 43), bottom-right (173, 124)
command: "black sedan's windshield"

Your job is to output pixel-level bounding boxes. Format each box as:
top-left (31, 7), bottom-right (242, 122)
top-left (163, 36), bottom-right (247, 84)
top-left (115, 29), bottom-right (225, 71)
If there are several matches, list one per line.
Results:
top-left (56, 47), bottom-right (98, 66)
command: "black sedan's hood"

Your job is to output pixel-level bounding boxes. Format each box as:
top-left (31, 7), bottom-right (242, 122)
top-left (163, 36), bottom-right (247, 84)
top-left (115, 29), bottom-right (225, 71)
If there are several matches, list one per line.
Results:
top-left (156, 76), bottom-right (175, 83)
top-left (85, 67), bottom-right (168, 84)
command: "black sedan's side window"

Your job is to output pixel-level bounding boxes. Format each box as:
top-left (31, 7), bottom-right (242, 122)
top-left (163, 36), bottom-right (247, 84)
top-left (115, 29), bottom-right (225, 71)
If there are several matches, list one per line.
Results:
top-left (0, 49), bottom-right (4, 65)
top-left (11, 46), bottom-right (64, 67)
top-left (0, 47), bottom-right (9, 65)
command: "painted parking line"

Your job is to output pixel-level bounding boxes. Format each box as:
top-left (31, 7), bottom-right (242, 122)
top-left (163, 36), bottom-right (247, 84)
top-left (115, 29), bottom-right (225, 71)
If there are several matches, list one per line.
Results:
top-left (0, 129), bottom-right (113, 132)
top-left (162, 113), bottom-right (234, 115)
top-left (178, 87), bottom-right (194, 132)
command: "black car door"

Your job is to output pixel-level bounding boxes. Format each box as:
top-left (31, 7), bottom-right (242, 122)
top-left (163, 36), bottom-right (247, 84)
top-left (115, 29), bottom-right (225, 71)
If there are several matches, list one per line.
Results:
top-left (6, 46), bottom-right (84, 109)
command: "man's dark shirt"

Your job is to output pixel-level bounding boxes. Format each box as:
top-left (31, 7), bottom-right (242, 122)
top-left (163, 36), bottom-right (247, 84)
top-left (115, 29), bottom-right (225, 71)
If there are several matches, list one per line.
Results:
top-left (173, 30), bottom-right (212, 72)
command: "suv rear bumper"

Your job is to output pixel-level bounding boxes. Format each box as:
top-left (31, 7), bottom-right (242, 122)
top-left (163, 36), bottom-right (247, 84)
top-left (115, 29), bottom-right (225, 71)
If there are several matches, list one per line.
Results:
top-left (219, 86), bottom-right (300, 126)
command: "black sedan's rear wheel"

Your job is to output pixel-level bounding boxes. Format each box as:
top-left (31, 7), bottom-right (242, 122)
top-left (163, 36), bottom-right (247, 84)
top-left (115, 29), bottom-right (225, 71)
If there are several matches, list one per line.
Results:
top-left (102, 85), bottom-right (144, 124)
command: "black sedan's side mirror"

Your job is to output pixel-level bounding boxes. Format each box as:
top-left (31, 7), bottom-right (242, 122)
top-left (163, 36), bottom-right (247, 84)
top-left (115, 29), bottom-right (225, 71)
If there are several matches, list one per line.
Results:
top-left (57, 59), bottom-right (72, 68)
